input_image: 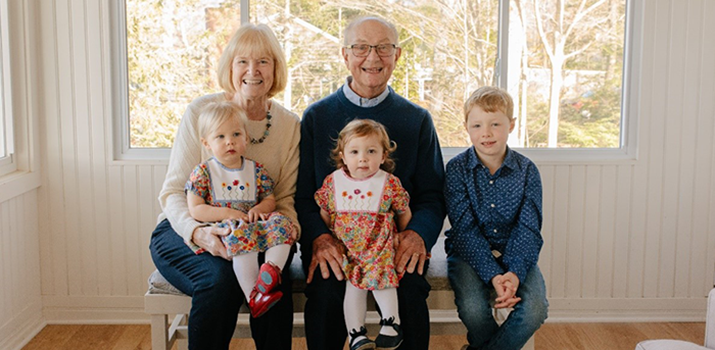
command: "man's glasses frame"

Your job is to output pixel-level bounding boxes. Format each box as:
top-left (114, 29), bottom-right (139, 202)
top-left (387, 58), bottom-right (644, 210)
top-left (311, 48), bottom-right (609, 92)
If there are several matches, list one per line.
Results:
top-left (346, 44), bottom-right (398, 57)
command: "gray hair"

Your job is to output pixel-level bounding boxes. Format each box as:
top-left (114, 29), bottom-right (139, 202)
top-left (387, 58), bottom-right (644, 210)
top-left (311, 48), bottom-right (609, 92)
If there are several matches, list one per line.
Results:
top-left (343, 16), bottom-right (399, 46)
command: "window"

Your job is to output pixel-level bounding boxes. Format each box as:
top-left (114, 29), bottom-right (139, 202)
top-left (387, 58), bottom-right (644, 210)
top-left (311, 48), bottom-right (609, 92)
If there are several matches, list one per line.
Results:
top-left (0, 0), bottom-right (16, 176)
top-left (118, 0), bottom-right (635, 161)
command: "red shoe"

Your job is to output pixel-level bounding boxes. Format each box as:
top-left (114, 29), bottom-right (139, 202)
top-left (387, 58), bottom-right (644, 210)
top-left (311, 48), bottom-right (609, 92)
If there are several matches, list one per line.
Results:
top-left (248, 288), bottom-right (283, 318)
top-left (255, 261), bottom-right (282, 294)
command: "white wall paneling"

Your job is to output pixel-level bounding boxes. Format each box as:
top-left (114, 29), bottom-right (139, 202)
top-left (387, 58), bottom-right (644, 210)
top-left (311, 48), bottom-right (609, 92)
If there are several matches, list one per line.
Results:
top-left (0, 0), bottom-right (44, 349)
top-left (0, 0), bottom-right (713, 337)
top-left (0, 192), bottom-right (44, 350)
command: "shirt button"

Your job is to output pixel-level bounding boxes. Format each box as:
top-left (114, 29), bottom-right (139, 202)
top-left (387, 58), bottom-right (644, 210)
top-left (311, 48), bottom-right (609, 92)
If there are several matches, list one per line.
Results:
top-left (493, 229), bottom-right (498, 233)
top-left (489, 180), bottom-right (494, 184)
top-left (491, 203), bottom-right (495, 208)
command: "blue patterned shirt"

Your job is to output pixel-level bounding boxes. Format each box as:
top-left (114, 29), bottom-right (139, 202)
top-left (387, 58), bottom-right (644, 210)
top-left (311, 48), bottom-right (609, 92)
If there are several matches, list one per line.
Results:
top-left (444, 146), bottom-right (543, 285)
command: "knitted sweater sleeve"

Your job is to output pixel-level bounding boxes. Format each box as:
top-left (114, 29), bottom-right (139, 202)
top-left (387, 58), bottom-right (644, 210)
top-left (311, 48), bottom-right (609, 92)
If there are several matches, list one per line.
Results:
top-left (157, 97), bottom-right (210, 243)
top-left (296, 106), bottom-right (331, 245)
top-left (405, 112), bottom-right (446, 251)
top-left (268, 107), bottom-right (301, 237)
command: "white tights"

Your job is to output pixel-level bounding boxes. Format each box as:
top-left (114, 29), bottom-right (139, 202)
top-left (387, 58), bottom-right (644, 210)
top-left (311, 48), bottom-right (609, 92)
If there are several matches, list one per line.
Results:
top-left (232, 244), bottom-right (291, 300)
top-left (344, 282), bottom-right (400, 341)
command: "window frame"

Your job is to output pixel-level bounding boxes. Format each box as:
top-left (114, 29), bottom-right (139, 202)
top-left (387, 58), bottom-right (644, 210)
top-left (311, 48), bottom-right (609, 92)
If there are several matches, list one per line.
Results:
top-left (0, 0), bottom-right (16, 176)
top-left (112, 0), bottom-right (641, 165)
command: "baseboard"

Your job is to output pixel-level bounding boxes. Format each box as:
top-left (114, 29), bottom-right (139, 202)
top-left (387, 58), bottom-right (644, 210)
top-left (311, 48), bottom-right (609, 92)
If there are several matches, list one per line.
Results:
top-left (546, 297), bottom-right (708, 322)
top-left (40, 295), bottom-right (708, 324)
top-left (43, 295), bottom-right (146, 324)
top-left (0, 301), bottom-right (45, 350)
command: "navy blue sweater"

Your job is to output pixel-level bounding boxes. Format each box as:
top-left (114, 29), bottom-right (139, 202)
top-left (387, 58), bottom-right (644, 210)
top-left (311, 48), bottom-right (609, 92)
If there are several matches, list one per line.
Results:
top-left (296, 86), bottom-right (446, 254)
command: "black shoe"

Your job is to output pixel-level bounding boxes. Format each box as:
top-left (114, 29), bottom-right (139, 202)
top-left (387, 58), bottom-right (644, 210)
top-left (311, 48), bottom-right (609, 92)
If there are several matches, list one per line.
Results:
top-left (375, 317), bottom-right (403, 350)
top-left (349, 326), bottom-right (376, 350)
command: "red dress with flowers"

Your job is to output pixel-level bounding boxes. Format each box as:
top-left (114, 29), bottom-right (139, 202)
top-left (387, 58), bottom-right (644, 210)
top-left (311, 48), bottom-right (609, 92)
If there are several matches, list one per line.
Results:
top-left (315, 168), bottom-right (410, 290)
top-left (185, 157), bottom-right (295, 256)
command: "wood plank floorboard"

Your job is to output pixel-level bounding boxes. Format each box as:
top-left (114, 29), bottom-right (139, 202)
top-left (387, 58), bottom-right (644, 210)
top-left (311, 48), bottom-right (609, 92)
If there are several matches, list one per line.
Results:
top-left (21, 322), bottom-right (705, 350)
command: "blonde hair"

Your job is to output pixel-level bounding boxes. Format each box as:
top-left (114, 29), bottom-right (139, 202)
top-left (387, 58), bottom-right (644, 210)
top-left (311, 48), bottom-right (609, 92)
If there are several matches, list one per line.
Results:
top-left (217, 24), bottom-right (287, 98)
top-left (343, 16), bottom-right (399, 46)
top-left (198, 101), bottom-right (248, 139)
top-left (331, 119), bottom-right (397, 173)
top-left (464, 86), bottom-right (514, 123)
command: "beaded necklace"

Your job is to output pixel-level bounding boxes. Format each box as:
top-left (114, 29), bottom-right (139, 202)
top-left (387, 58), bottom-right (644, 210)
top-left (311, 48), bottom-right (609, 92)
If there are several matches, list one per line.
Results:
top-left (249, 110), bottom-right (272, 144)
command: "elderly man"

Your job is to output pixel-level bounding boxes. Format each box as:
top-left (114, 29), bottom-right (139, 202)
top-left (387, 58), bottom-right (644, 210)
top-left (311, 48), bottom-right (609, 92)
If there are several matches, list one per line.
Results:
top-left (296, 16), bottom-right (446, 350)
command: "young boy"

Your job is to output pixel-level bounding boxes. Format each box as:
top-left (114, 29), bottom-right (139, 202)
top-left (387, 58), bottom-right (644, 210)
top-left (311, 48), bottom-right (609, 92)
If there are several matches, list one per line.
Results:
top-left (444, 86), bottom-right (548, 350)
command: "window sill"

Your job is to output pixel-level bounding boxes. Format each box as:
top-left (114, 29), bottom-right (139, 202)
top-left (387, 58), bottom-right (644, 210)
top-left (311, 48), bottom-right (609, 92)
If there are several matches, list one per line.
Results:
top-left (0, 170), bottom-right (41, 203)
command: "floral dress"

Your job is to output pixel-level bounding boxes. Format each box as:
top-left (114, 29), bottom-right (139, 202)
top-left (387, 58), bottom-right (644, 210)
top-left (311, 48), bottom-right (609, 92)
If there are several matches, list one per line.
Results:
top-left (185, 157), bottom-right (295, 256)
top-left (315, 168), bottom-right (410, 290)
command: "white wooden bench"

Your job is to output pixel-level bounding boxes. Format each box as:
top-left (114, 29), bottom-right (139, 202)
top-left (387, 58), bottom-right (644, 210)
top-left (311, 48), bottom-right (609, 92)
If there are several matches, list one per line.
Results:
top-left (145, 237), bottom-right (535, 350)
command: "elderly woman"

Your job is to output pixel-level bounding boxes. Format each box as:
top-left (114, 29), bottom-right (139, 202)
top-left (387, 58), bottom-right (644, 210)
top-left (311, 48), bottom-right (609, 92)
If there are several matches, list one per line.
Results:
top-left (149, 24), bottom-right (300, 350)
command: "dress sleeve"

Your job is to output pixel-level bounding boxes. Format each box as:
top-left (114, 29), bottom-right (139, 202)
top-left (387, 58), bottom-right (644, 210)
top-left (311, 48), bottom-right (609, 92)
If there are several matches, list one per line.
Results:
top-left (255, 162), bottom-right (275, 201)
top-left (314, 174), bottom-right (335, 214)
top-left (185, 163), bottom-right (210, 200)
top-left (388, 174), bottom-right (410, 214)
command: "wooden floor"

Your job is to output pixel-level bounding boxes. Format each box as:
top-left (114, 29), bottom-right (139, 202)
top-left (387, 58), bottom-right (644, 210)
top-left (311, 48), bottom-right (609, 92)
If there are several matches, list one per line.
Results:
top-left (21, 322), bottom-right (705, 350)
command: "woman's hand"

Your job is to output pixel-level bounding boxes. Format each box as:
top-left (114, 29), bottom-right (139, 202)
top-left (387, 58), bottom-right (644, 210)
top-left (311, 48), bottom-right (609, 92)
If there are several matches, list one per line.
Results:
top-left (192, 226), bottom-right (231, 260)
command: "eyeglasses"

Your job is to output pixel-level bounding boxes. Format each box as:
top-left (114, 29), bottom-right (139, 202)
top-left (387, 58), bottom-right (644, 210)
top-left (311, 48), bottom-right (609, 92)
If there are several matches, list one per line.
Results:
top-left (346, 44), bottom-right (397, 57)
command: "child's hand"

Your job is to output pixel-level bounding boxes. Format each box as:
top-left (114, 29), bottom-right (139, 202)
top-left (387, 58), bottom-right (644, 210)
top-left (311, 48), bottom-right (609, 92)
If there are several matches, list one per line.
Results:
top-left (247, 208), bottom-right (269, 222)
top-left (227, 209), bottom-right (249, 222)
top-left (491, 273), bottom-right (522, 308)
top-left (501, 272), bottom-right (520, 291)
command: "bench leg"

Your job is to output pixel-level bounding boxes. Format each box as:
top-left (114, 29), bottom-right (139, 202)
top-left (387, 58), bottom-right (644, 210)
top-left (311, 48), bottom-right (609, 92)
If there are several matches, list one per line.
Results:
top-left (150, 314), bottom-right (170, 350)
top-left (523, 335), bottom-right (535, 350)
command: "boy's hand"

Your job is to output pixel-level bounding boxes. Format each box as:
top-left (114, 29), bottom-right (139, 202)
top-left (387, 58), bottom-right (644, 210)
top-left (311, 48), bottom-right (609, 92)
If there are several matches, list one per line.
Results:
top-left (492, 273), bottom-right (522, 308)
top-left (501, 272), bottom-right (520, 291)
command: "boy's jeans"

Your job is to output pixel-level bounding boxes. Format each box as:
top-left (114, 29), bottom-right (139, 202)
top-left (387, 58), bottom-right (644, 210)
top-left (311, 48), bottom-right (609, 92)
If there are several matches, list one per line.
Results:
top-left (448, 256), bottom-right (548, 350)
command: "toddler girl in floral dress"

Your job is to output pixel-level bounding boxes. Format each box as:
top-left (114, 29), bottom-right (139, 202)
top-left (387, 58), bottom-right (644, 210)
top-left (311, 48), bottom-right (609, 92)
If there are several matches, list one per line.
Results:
top-left (185, 101), bottom-right (296, 318)
top-left (315, 119), bottom-right (412, 350)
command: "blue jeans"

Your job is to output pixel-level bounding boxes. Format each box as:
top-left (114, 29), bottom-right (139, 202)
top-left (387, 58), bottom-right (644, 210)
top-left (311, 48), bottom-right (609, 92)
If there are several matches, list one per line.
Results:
top-left (448, 256), bottom-right (548, 350)
top-left (301, 250), bottom-right (432, 350)
top-left (150, 219), bottom-right (294, 350)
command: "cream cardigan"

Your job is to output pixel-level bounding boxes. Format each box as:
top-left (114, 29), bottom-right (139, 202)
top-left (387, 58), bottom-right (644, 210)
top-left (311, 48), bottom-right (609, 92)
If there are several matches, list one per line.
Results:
top-left (157, 93), bottom-right (301, 243)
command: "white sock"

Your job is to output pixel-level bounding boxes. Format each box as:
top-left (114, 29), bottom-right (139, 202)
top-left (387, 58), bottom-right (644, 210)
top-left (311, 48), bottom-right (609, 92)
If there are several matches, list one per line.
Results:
top-left (373, 288), bottom-right (400, 336)
top-left (232, 252), bottom-right (259, 301)
top-left (345, 282), bottom-right (369, 342)
top-left (264, 244), bottom-right (291, 270)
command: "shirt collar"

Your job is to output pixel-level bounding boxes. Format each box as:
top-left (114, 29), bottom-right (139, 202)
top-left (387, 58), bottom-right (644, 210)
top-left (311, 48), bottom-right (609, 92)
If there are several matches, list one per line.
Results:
top-left (467, 146), bottom-right (519, 172)
top-left (342, 76), bottom-right (390, 107)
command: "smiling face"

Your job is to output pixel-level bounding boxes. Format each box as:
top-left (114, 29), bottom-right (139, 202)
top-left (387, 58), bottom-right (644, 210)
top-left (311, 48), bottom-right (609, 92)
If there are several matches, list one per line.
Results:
top-left (465, 105), bottom-right (515, 164)
top-left (340, 134), bottom-right (386, 180)
top-left (342, 18), bottom-right (401, 98)
top-left (231, 54), bottom-right (274, 103)
top-left (201, 117), bottom-right (248, 169)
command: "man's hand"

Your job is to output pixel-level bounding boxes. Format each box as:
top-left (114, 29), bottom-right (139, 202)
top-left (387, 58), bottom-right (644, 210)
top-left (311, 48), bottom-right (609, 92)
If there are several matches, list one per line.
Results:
top-left (394, 230), bottom-right (428, 275)
top-left (307, 233), bottom-right (346, 283)
top-left (192, 226), bottom-right (231, 260)
top-left (491, 272), bottom-right (521, 308)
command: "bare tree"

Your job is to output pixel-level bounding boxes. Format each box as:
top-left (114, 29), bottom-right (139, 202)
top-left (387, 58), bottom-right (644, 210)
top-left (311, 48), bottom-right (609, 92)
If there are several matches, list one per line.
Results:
top-left (531, 0), bottom-right (607, 147)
